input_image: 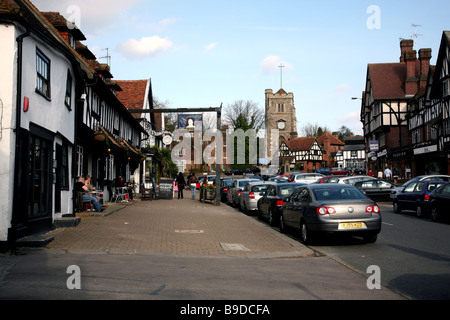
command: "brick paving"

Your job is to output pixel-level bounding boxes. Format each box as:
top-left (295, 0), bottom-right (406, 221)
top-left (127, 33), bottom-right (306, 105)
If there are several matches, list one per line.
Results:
top-left (46, 191), bottom-right (314, 258)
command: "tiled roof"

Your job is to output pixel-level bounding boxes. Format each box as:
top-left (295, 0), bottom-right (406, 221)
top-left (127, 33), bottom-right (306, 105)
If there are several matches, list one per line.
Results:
top-left (317, 132), bottom-right (344, 146)
top-left (368, 61), bottom-right (420, 100)
top-left (41, 11), bottom-right (86, 40)
top-left (284, 137), bottom-right (316, 151)
top-left (115, 80), bottom-right (148, 118)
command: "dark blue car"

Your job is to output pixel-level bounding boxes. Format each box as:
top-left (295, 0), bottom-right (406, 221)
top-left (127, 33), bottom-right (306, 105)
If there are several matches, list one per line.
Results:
top-left (393, 180), bottom-right (449, 218)
top-left (316, 167), bottom-right (331, 175)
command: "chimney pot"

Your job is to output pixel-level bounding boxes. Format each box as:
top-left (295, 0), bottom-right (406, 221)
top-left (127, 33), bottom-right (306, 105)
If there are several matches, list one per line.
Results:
top-left (400, 39), bottom-right (414, 62)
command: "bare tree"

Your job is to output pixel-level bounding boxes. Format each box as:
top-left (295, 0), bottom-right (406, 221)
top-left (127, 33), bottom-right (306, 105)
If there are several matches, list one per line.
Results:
top-left (300, 122), bottom-right (331, 137)
top-left (223, 100), bottom-right (264, 132)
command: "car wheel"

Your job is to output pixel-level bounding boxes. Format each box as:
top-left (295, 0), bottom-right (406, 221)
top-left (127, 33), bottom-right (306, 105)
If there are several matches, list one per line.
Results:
top-left (268, 207), bottom-right (276, 226)
top-left (393, 201), bottom-right (401, 214)
top-left (363, 232), bottom-right (378, 243)
top-left (431, 207), bottom-right (439, 222)
top-left (300, 220), bottom-right (313, 245)
top-left (416, 205), bottom-right (424, 218)
top-left (279, 213), bottom-right (286, 233)
top-left (242, 201), bottom-right (248, 215)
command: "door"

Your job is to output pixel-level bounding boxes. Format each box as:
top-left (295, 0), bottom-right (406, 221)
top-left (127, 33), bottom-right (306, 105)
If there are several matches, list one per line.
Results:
top-left (13, 131), bottom-right (53, 238)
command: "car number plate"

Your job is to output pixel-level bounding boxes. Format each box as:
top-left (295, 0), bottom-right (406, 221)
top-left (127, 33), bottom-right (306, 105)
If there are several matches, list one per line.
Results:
top-left (339, 222), bottom-right (366, 229)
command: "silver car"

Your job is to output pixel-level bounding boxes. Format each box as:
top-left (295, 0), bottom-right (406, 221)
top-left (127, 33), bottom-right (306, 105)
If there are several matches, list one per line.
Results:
top-left (336, 175), bottom-right (377, 185)
top-left (239, 182), bottom-right (275, 214)
top-left (227, 178), bottom-right (260, 207)
top-left (280, 184), bottom-right (382, 244)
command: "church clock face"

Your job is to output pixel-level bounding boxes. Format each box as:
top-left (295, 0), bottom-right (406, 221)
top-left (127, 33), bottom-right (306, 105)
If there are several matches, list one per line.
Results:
top-left (277, 121), bottom-right (286, 130)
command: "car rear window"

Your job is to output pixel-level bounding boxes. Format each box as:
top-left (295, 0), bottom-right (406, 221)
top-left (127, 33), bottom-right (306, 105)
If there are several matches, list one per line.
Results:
top-left (313, 187), bottom-right (367, 201)
top-left (251, 185), bottom-right (270, 192)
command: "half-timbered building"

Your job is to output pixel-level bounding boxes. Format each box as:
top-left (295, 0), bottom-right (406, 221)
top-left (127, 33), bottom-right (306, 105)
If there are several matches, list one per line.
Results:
top-left (342, 136), bottom-right (366, 171)
top-left (417, 31), bottom-right (450, 175)
top-left (43, 11), bottom-right (147, 201)
top-left (360, 39), bottom-right (432, 178)
top-left (280, 137), bottom-right (323, 173)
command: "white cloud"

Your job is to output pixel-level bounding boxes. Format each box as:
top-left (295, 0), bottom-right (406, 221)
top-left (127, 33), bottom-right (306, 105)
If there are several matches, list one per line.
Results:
top-left (261, 55), bottom-right (293, 75)
top-left (204, 42), bottom-right (218, 53)
top-left (117, 36), bottom-right (173, 59)
top-left (334, 83), bottom-right (351, 96)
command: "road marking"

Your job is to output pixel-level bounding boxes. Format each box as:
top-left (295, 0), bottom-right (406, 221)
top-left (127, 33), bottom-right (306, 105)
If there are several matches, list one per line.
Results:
top-left (382, 222), bottom-right (393, 226)
top-left (175, 230), bottom-right (204, 233)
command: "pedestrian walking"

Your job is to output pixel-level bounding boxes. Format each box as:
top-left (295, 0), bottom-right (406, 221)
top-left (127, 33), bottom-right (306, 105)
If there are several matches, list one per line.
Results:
top-left (175, 172), bottom-right (185, 199)
top-left (188, 174), bottom-right (197, 199)
top-left (384, 166), bottom-right (392, 181)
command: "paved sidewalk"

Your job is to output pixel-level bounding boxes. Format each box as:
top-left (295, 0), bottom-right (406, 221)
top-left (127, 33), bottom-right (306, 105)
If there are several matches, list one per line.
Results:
top-left (45, 191), bottom-right (315, 258)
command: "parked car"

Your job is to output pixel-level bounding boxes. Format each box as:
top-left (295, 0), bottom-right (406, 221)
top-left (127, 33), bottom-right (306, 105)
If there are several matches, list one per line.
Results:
top-left (315, 175), bottom-right (346, 184)
top-left (288, 173), bottom-right (324, 184)
top-left (244, 173), bottom-right (264, 181)
top-left (225, 168), bottom-right (243, 176)
top-left (239, 182), bottom-right (275, 214)
top-left (429, 183), bottom-right (450, 221)
top-left (245, 167), bottom-right (261, 175)
top-left (393, 180), bottom-right (449, 218)
top-left (390, 175), bottom-right (450, 199)
top-left (219, 178), bottom-right (235, 202)
top-left (336, 175), bottom-right (376, 185)
top-left (329, 167), bottom-right (351, 176)
top-left (354, 179), bottom-right (396, 201)
top-left (346, 167), bottom-right (366, 175)
top-left (257, 183), bottom-right (306, 226)
top-left (316, 167), bottom-right (331, 175)
top-left (227, 178), bottom-right (260, 207)
top-left (280, 184), bottom-right (382, 244)
top-left (268, 177), bottom-right (288, 183)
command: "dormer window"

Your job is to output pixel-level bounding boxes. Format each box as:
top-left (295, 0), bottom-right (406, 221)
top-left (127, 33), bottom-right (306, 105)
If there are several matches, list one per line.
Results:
top-left (67, 33), bottom-right (76, 49)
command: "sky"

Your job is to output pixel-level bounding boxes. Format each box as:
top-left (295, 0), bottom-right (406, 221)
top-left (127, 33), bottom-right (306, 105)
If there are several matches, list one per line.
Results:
top-left (32, 0), bottom-right (450, 136)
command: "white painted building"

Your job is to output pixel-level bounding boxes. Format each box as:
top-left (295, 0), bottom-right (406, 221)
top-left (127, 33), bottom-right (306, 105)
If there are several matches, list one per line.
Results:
top-left (0, 0), bottom-right (91, 245)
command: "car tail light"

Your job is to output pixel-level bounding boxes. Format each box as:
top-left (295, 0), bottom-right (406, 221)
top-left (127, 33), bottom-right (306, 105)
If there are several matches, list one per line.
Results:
top-left (276, 200), bottom-right (285, 206)
top-left (424, 194), bottom-right (430, 201)
top-left (366, 205), bottom-right (380, 213)
top-left (317, 207), bottom-right (336, 215)
top-left (249, 192), bottom-right (255, 199)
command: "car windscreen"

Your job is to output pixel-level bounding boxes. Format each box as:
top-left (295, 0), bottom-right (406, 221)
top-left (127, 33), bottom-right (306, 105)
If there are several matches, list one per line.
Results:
top-left (313, 187), bottom-right (367, 201)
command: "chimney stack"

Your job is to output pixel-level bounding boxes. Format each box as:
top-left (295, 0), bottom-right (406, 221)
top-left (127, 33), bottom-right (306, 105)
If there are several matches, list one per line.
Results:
top-left (400, 39), bottom-right (414, 62)
top-left (404, 50), bottom-right (418, 97)
top-left (418, 48), bottom-right (432, 88)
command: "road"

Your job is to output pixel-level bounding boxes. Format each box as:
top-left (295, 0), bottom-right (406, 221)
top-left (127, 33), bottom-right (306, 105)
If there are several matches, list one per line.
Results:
top-left (273, 201), bottom-right (450, 300)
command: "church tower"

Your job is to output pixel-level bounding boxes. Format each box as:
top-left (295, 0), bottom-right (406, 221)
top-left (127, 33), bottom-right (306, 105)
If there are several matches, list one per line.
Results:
top-left (265, 88), bottom-right (298, 156)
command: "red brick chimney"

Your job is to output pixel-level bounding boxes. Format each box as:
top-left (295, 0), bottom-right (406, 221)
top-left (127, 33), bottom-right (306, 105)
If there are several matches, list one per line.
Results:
top-left (400, 39), bottom-right (414, 62)
top-left (418, 48), bottom-right (432, 88)
top-left (404, 50), bottom-right (418, 97)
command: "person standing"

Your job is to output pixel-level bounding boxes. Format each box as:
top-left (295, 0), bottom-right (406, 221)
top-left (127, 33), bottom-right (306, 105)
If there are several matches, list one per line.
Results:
top-left (384, 166), bottom-right (392, 181)
top-left (176, 172), bottom-right (185, 199)
top-left (188, 174), bottom-right (197, 200)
